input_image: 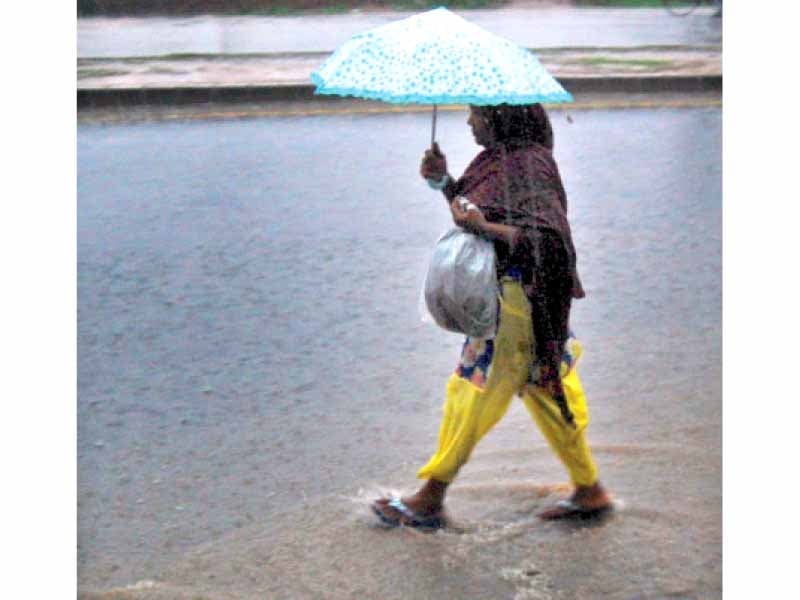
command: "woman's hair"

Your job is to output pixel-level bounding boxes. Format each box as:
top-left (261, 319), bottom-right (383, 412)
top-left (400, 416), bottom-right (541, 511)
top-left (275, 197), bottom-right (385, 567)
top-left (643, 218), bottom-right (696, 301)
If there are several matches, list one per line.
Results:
top-left (475, 103), bottom-right (554, 150)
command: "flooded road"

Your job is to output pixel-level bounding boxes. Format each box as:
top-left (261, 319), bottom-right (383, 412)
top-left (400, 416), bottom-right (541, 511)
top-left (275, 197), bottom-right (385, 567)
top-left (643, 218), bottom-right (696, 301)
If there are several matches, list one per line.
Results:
top-left (78, 106), bottom-right (721, 599)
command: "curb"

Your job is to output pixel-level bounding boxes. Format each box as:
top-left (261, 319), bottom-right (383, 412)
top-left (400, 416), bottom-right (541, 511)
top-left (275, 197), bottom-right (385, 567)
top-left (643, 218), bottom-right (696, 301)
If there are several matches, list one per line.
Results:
top-left (76, 44), bottom-right (722, 62)
top-left (78, 76), bottom-right (721, 110)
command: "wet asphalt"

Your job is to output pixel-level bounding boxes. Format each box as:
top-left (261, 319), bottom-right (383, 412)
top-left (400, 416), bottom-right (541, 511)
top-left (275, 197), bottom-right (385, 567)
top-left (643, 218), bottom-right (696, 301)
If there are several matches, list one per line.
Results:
top-left (78, 105), bottom-right (721, 597)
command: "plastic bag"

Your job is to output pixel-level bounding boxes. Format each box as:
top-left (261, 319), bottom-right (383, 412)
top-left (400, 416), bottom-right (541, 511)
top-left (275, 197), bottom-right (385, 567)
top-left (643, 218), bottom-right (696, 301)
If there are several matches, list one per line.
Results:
top-left (423, 227), bottom-right (499, 339)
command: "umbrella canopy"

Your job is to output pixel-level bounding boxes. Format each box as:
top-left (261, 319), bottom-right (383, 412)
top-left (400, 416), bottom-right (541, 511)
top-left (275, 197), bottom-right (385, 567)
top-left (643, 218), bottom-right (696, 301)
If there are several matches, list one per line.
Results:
top-left (311, 7), bottom-right (572, 106)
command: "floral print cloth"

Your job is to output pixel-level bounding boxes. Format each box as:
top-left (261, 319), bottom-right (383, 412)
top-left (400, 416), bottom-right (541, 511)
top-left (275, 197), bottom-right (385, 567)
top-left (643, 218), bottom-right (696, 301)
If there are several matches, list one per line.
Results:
top-left (456, 333), bottom-right (580, 390)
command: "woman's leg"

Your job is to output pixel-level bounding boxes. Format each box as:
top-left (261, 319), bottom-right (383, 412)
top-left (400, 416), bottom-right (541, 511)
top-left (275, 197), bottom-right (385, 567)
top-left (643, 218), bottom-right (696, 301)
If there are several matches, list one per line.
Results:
top-left (521, 364), bottom-right (597, 486)
top-left (520, 358), bottom-right (611, 516)
top-left (372, 371), bottom-right (522, 520)
top-left (374, 280), bottom-right (532, 522)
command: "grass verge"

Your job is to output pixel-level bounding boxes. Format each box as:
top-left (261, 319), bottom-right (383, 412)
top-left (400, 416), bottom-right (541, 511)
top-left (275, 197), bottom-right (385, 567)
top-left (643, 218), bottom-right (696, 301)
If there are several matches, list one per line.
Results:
top-left (575, 56), bottom-right (674, 68)
top-left (78, 0), bottom-right (511, 17)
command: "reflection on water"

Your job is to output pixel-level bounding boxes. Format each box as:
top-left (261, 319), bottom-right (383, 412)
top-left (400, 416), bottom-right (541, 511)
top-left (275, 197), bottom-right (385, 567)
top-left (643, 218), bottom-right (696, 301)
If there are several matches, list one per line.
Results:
top-left (78, 107), bottom-right (721, 599)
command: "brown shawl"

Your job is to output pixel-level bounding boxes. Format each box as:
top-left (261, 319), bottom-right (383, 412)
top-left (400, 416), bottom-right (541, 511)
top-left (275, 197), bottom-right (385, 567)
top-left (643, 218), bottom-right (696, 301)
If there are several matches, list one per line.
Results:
top-left (453, 142), bottom-right (584, 380)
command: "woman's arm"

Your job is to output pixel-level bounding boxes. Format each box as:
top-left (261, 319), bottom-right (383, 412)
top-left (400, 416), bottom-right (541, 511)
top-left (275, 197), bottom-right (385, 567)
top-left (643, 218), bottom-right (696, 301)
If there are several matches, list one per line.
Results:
top-left (477, 220), bottom-right (518, 246)
top-left (449, 199), bottom-right (519, 247)
top-left (420, 143), bottom-right (459, 202)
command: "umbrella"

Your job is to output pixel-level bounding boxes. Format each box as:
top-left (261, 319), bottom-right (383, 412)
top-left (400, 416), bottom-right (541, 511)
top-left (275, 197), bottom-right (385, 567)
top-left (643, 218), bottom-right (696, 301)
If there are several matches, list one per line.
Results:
top-left (311, 7), bottom-right (573, 145)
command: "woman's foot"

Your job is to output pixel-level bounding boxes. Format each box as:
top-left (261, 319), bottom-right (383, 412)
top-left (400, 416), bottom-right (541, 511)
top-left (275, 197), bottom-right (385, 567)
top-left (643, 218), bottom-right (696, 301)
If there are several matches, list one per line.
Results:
top-left (371, 480), bottom-right (448, 527)
top-left (372, 493), bottom-right (442, 523)
top-left (538, 481), bottom-right (613, 520)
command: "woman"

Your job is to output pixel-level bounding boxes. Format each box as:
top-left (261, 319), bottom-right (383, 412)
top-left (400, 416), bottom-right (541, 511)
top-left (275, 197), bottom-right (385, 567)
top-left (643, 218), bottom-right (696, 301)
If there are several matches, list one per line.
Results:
top-left (372, 103), bottom-right (612, 529)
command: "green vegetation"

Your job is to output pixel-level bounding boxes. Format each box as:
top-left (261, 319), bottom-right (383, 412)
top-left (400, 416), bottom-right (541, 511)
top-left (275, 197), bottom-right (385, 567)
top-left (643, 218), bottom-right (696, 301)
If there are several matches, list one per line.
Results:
top-left (573, 0), bottom-right (708, 6)
top-left (78, 0), bottom-right (510, 17)
top-left (77, 68), bottom-right (131, 80)
top-left (77, 1), bottom-right (714, 17)
top-left (388, 0), bottom-right (505, 8)
top-left (145, 66), bottom-right (189, 74)
top-left (575, 56), bottom-right (673, 68)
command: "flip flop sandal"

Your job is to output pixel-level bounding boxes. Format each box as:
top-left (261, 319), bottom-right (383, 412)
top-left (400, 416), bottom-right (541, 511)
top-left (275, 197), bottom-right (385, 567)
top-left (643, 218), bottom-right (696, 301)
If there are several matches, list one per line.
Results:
top-left (371, 498), bottom-right (445, 531)
top-left (540, 499), bottom-right (613, 521)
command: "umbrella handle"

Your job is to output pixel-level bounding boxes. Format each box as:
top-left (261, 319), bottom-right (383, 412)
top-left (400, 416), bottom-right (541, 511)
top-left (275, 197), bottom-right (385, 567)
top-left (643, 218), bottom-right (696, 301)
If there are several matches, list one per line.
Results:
top-left (431, 104), bottom-right (438, 148)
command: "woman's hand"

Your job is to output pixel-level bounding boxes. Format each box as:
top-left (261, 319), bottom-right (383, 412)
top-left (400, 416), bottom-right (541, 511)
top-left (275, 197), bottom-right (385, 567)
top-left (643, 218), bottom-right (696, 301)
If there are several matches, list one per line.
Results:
top-left (420, 142), bottom-right (448, 182)
top-left (450, 198), bottom-right (487, 233)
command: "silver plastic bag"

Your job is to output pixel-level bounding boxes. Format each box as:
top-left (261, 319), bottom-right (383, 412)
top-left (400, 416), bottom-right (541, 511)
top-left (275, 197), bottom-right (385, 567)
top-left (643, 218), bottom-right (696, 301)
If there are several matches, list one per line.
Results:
top-left (423, 227), bottom-right (499, 339)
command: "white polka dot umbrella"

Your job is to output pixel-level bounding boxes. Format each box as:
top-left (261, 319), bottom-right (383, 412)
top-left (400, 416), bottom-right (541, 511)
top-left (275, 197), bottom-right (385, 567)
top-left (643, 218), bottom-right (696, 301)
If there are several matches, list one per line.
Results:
top-left (311, 7), bottom-right (573, 145)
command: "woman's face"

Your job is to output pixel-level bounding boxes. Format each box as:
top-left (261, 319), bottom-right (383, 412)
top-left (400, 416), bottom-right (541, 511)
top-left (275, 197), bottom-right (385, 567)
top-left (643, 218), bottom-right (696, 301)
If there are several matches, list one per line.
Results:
top-left (468, 106), bottom-right (495, 147)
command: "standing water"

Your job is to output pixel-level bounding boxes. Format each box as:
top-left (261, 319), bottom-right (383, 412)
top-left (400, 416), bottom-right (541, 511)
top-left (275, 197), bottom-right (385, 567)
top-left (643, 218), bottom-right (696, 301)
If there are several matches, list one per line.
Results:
top-left (78, 106), bottom-right (721, 599)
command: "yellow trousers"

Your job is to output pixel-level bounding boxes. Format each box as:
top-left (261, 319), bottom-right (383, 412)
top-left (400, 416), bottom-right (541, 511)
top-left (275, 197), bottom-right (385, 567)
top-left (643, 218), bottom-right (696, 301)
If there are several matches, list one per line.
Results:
top-left (417, 278), bottom-right (599, 487)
